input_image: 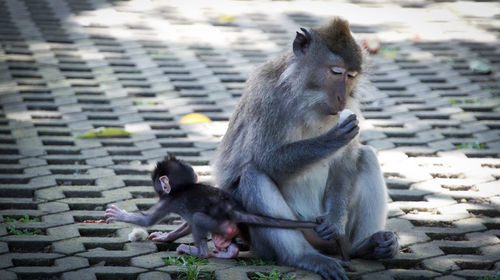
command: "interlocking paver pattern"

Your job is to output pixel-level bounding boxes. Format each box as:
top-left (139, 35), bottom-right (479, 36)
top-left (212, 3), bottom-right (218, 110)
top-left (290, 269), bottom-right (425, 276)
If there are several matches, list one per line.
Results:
top-left (0, 0), bottom-right (499, 279)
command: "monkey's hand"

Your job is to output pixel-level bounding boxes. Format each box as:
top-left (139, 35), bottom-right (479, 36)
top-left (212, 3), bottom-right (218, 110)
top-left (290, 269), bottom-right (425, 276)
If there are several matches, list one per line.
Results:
top-left (315, 216), bottom-right (344, 241)
top-left (324, 114), bottom-right (359, 148)
top-left (211, 243), bottom-right (239, 259)
top-left (148, 231), bottom-right (177, 242)
top-left (212, 234), bottom-right (232, 250)
top-left (104, 205), bottom-right (129, 223)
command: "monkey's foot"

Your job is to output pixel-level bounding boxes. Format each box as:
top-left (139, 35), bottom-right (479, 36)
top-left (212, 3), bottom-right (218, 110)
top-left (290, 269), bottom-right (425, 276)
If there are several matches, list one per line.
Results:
top-left (176, 244), bottom-right (200, 256)
top-left (370, 231), bottom-right (399, 259)
top-left (354, 231), bottom-right (399, 259)
top-left (176, 244), bottom-right (211, 258)
top-left (211, 243), bottom-right (239, 259)
top-left (295, 252), bottom-right (350, 280)
top-left (176, 243), bottom-right (239, 259)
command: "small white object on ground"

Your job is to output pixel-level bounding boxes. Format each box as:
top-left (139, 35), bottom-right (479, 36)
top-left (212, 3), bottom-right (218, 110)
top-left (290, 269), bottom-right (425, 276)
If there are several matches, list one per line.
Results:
top-left (338, 109), bottom-right (354, 123)
top-left (128, 227), bottom-right (149, 242)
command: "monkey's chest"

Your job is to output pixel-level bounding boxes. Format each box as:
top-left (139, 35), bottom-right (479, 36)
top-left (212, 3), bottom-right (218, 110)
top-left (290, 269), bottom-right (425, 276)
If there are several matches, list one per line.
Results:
top-left (281, 162), bottom-right (330, 220)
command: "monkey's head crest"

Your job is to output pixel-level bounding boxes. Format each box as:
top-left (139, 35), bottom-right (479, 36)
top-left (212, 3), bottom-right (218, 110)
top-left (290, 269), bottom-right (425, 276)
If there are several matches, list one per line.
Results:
top-left (151, 155), bottom-right (176, 182)
top-left (313, 17), bottom-right (363, 71)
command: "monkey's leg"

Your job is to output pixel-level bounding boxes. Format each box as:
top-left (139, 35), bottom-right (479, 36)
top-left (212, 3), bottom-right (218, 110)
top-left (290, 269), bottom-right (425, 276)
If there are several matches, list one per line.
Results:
top-left (149, 222), bottom-right (191, 242)
top-left (237, 165), bottom-right (350, 280)
top-left (347, 146), bottom-right (399, 259)
top-left (192, 212), bottom-right (220, 258)
top-left (176, 244), bottom-right (199, 255)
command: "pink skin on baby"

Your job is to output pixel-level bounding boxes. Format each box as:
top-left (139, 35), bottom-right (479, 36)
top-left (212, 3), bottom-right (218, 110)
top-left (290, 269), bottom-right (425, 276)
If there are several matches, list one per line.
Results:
top-left (176, 220), bottom-right (241, 259)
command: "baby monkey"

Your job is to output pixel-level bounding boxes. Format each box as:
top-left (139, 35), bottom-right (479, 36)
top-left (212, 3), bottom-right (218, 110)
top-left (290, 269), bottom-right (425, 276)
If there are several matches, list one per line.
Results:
top-left (105, 156), bottom-right (351, 262)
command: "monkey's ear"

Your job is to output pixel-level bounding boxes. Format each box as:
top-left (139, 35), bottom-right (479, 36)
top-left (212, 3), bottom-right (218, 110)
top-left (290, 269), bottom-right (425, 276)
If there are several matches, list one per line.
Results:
top-left (293, 27), bottom-right (312, 56)
top-left (159, 176), bottom-right (171, 194)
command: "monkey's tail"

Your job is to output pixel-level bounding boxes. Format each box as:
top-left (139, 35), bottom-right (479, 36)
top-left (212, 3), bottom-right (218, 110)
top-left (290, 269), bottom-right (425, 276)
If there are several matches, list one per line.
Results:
top-left (232, 211), bottom-right (318, 228)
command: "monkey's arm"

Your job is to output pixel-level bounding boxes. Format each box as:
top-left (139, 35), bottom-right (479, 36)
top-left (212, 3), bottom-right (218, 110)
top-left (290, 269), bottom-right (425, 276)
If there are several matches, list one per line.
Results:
top-left (316, 172), bottom-right (350, 241)
top-left (105, 201), bottom-right (170, 227)
top-left (259, 115), bottom-right (359, 183)
top-left (315, 163), bottom-right (355, 267)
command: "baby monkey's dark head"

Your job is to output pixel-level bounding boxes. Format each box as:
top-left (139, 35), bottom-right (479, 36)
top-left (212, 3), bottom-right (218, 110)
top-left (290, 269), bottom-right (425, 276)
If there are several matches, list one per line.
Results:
top-left (151, 155), bottom-right (198, 195)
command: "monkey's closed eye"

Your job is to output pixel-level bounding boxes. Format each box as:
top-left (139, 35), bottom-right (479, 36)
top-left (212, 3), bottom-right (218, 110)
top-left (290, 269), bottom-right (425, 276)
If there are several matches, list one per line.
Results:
top-left (347, 71), bottom-right (358, 78)
top-left (330, 66), bottom-right (345, 75)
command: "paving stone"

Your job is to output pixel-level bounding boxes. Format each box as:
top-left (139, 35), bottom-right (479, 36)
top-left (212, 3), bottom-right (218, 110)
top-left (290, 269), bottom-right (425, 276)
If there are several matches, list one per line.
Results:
top-left (138, 271), bottom-right (172, 280)
top-left (7, 256), bottom-right (88, 276)
top-left (0, 252), bottom-right (64, 269)
top-left (435, 276), bottom-right (466, 280)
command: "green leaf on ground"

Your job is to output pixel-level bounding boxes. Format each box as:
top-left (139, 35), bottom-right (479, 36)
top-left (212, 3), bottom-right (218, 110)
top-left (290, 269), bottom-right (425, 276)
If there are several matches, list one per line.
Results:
top-left (78, 127), bottom-right (131, 139)
top-left (455, 142), bottom-right (487, 149)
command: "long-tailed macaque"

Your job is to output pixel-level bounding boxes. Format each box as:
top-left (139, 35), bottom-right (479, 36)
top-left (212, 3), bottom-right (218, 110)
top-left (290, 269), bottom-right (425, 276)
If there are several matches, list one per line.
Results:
top-left (213, 17), bottom-right (399, 280)
top-left (105, 156), bottom-right (354, 262)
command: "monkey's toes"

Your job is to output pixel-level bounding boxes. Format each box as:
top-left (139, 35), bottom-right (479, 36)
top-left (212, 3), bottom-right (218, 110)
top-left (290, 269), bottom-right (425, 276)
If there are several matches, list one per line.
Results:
top-left (342, 261), bottom-right (356, 272)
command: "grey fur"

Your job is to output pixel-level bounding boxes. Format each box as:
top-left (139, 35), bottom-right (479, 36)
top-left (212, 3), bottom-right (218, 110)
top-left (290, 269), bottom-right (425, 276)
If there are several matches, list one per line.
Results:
top-left (213, 18), bottom-right (398, 280)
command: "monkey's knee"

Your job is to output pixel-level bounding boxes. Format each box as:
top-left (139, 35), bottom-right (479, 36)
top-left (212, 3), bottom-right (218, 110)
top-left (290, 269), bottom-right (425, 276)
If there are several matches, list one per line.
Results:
top-left (358, 145), bottom-right (383, 172)
top-left (237, 165), bottom-right (290, 216)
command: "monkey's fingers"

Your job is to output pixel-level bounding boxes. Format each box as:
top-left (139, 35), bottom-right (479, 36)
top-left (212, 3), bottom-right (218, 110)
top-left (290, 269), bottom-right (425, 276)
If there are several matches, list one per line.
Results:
top-left (345, 126), bottom-right (360, 139)
top-left (104, 209), bottom-right (119, 218)
top-left (314, 220), bottom-right (329, 232)
top-left (373, 246), bottom-right (396, 259)
top-left (341, 261), bottom-right (356, 272)
top-left (150, 232), bottom-right (174, 242)
top-left (210, 243), bottom-right (239, 259)
top-left (315, 222), bottom-right (334, 235)
top-left (148, 231), bottom-right (161, 239)
top-left (375, 236), bottom-right (395, 248)
top-left (340, 118), bottom-right (359, 133)
top-left (149, 231), bottom-right (164, 237)
top-left (108, 205), bottom-right (124, 212)
top-left (177, 244), bottom-right (199, 256)
top-left (212, 234), bottom-right (231, 250)
top-left (103, 212), bottom-right (114, 218)
top-left (338, 114), bottom-right (357, 127)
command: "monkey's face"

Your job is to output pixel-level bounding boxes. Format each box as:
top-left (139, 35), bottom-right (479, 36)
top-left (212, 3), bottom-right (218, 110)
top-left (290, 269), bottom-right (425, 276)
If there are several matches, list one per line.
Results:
top-left (323, 64), bottom-right (358, 114)
top-left (294, 25), bottom-right (361, 116)
top-left (307, 51), bottom-right (359, 115)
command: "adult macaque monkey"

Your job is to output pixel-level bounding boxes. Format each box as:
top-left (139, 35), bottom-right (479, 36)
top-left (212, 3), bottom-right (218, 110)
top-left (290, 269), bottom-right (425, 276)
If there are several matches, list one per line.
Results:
top-left (213, 17), bottom-right (399, 280)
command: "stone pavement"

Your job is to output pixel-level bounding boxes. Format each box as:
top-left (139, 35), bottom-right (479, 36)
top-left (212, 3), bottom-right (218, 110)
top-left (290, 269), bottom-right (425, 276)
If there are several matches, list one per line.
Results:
top-left (0, 0), bottom-right (499, 279)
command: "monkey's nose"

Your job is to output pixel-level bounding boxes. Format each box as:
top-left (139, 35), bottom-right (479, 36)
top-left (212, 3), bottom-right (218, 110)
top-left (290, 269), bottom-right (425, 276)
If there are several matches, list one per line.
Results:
top-left (336, 95), bottom-right (346, 106)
